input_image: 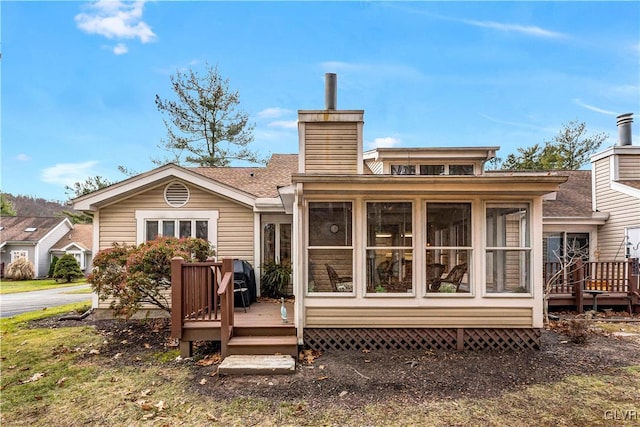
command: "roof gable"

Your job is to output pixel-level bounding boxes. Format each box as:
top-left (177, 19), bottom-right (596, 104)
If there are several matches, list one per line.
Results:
top-left (0, 217), bottom-right (71, 244)
top-left (51, 223), bottom-right (93, 252)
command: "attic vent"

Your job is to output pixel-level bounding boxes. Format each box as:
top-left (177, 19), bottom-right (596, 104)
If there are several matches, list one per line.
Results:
top-left (164, 182), bottom-right (190, 207)
top-left (24, 227), bottom-right (37, 232)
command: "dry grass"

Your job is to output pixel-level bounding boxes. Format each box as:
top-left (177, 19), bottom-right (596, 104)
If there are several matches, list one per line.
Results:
top-left (1, 311), bottom-right (639, 426)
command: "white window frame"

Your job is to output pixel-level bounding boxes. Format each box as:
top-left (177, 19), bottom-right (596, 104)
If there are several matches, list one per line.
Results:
top-left (66, 250), bottom-right (85, 270)
top-left (484, 202), bottom-right (532, 296)
top-left (365, 200), bottom-right (414, 296)
top-left (135, 210), bottom-right (219, 246)
top-left (306, 201), bottom-right (354, 295)
top-left (11, 250), bottom-right (28, 263)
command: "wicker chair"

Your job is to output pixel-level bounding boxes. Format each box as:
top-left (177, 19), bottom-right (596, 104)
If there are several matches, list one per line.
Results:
top-left (430, 263), bottom-right (467, 292)
top-left (325, 264), bottom-right (353, 292)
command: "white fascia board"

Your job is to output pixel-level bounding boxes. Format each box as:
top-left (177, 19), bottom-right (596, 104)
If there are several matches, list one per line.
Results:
top-left (74, 165), bottom-right (256, 210)
top-left (591, 145), bottom-right (640, 163)
top-left (611, 181), bottom-right (640, 199)
top-left (543, 217), bottom-right (608, 226)
top-left (254, 197), bottom-right (286, 213)
top-left (39, 218), bottom-right (73, 246)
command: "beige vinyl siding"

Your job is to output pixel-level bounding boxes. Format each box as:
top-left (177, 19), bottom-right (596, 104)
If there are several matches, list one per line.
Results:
top-left (95, 182), bottom-right (254, 313)
top-left (304, 122), bottom-right (358, 174)
top-left (99, 183), bottom-right (254, 262)
top-left (618, 156), bottom-right (640, 180)
top-left (305, 306), bottom-right (533, 328)
top-left (594, 158), bottom-right (640, 260)
top-left (365, 159), bottom-right (383, 175)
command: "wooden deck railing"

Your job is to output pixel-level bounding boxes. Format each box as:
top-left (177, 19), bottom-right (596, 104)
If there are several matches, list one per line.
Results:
top-left (545, 259), bottom-right (632, 294)
top-left (170, 257), bottom-right (234, 346)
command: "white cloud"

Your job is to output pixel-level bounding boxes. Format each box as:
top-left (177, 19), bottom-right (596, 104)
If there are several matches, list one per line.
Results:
top-left (267, 120), bottom-right (298, 129)
top-left (113, 43), bottom-right (128, 55)
top-left (75, 1), bottom-right (156, 45)
top-left (257, 107), bottom-right (293, 119)
top-left (16, 154), bottom-right (31, 161)
top-left (573, 99), bottom-right (617, 116)
top-left (367, 137), bottom-right (402, 150)
top-left (41, 161), bottom-right (100, 186)
top-left (462, 19), bottom-right (566, 39)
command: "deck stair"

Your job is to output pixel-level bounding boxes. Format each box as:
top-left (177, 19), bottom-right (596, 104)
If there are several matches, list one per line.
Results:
top-left (227, 324), bottom-right (298, 358)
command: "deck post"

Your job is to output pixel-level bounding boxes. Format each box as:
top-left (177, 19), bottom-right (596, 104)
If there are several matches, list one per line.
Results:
top-left (219, 258), bottom-right (235, 358)
top-left (171, 257), bottom-right (184, 339)
top-left (629, 258), bottom-right (639, 314)
top-left (574, 259), bottom-right (584, 314)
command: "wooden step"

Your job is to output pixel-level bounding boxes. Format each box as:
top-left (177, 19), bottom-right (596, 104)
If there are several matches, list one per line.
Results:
top-left (227, 335), bottom-right (298, 358)
top-left (233, 324), bottom-right (295, 337)
top-left (218, 355), bottom-right (296, 375)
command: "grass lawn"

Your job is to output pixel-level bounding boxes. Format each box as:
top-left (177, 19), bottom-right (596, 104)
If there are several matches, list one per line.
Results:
top-left (0, 278), bottom-right (88, 295)
top-left (1, 307), bottom-right (639, 426)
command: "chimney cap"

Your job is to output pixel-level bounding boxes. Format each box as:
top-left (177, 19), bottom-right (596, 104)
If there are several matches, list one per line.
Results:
top-left (617, 112), bottom-right (633, 126)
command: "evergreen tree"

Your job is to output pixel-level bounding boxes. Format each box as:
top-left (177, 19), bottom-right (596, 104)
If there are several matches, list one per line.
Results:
top-left (53, 254), bottom-right (84, 283)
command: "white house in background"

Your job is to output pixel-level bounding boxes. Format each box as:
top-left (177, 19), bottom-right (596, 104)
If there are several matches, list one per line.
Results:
top-left (0, 216), bottom-right (73, 278)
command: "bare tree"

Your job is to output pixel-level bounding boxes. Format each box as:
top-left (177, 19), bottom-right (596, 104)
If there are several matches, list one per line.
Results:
top-left (544, 240), bottom-right (590, 325)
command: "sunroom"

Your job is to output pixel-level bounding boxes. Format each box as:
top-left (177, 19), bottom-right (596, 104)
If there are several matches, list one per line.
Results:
top-left (291, 173), bottom-right (567, 345)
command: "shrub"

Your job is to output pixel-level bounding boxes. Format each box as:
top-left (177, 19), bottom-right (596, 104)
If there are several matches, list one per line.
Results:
top-left (53, 254), bottom-right (84, 283)
top-left (260, 261), bottom-right (292, 298)
top-left (48, 255), bottom-right (59, 278)
top-left (5, 258), bottom-right (35, 280)
top-left (89, 237), bottom-right (215, 318)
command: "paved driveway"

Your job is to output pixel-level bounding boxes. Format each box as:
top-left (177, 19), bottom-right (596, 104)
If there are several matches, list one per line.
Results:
top-left (0, 285), bottom-right (92, 318)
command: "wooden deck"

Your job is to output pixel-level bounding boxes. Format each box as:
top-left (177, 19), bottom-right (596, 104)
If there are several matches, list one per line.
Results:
top-left (546, 259), bottom-right (640, 313)
top-left (170, 257), bottom-right (297, 359)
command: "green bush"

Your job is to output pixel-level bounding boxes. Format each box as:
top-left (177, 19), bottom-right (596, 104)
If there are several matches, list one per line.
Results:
top-left (260, 261), bottom-right (292, 298)
top-left (48, 255), bottom-right (59, 278)
top-left (5, 258), bottom-right (35, 280)
top-left (53, 254), bottom-right (84, 283)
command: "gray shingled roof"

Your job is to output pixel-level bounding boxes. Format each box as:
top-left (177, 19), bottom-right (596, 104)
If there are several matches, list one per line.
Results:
top-left (191, 154), bottom-right (298, 198)
top-left (542, 170), bottom-right (593, 218)
top-left (0, 217), bottom-right (68, 243)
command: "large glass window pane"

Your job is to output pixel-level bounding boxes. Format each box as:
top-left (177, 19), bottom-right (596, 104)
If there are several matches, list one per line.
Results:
top-left (308, 249), bottom-right (353, 292)
top-left (195, 221), bottom-right (208, 240)
top-left (366, 202), bottom-right (413, 293)
top-left (420, 165), bottom-right (445, 175)
top-left (486, 206), bottom-right (530, 247)
top-left (280, 224), bottom-right (291, 265)
top-left (486, 250), bottom-right (530, 293)
top-left (309, 202), bottom-right (352, 247)
top-left (146, 221), bottom-right (158, 241)
top-left (449, 165), bottom-right (474, 175)
top-left (163, 221), bottom-right (175, 238)
top-left (426, 203), bottom-right (471, 293)
top-left (263, 224), bottom-right (276, 264)
top-left (179, 221), bottom-right (191, 238)
top-left (391, 165), bottom-right (416, 175)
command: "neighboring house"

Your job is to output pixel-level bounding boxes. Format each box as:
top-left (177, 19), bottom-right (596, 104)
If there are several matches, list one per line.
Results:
top-left (0, 216), bottom-right (73, 278)
top-left (74, 75), bottom-right (571, 350)
top-left (542, 113), bottom-right (640, 265)
top-left (50, 223), bottom-right (94, 274)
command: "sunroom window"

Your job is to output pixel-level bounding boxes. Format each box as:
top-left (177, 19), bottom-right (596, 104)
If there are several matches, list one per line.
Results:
top-left (485, 204), bottom-right (531, 293)
top-left (307, 202), bottom-right (353, 293)
top-left (426, 203), bottom-right (471, 294)
top-left (391, 165), bottom-right (416, 175)
top-left (366, 202), bottom-right (413, 293)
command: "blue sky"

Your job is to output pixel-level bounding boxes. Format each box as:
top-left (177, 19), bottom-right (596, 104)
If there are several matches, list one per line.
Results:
top-left (2, 1), bottom-right (639, 202)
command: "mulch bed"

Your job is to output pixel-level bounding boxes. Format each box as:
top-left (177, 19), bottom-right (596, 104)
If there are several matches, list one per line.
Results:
top-left (30, 310), bottom-right (640, 410)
